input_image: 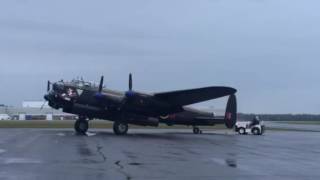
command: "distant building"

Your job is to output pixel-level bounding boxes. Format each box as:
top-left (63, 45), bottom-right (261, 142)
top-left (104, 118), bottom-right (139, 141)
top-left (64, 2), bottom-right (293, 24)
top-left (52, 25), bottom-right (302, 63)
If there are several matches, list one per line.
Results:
top-left (22, 101), bottom-right (49, 108)
top-left (0, 102), bottom-right (77, 121)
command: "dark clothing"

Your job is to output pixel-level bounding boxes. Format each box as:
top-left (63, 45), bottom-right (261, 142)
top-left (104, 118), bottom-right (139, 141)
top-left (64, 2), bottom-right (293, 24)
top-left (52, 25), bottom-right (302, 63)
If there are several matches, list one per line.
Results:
top-left (250, 119), bottom-right (259, 127)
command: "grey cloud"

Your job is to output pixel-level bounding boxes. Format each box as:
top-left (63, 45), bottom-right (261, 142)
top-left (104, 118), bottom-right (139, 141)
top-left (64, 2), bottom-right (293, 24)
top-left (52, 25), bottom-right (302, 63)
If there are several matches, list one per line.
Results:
top-left (0, 0), bottom-right (319, 113)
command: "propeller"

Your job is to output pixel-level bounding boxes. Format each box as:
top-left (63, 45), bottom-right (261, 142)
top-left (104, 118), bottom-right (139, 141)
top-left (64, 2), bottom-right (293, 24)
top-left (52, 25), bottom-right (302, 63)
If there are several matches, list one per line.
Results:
top-left (94, 76), bottom-right (105, 99)
top-left (42, 80), bottom-right (51, 110)
top-left (125, 73), bottom-right (135, 98)
top-left (40, 101), bottom-right (47, 110)
top-left (129, 73), bottom-right (132, 91)
top-left (47, 81), bottom-right (51, 92)
top-left (94, 74), bottom-right (136, 111)
top-left (98, 76), bottom-right (104, 93)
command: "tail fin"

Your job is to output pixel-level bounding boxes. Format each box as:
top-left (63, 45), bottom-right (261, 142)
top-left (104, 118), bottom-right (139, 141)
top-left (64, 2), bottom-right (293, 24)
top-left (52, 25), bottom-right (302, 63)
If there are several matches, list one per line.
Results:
top-left (225, 94), bottom-right (237, 129)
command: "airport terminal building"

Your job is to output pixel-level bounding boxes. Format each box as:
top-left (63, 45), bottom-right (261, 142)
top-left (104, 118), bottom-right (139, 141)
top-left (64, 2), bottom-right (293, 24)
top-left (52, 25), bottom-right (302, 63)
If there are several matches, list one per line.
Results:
top-left (0, 101), bottom-right (77, 120)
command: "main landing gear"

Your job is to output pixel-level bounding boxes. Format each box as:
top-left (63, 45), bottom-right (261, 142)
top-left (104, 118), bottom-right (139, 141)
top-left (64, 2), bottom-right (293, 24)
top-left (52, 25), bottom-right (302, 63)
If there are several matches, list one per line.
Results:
top-left (113, 121), bottom-right (129, 135)
top-left (74, 116), bottom-right (89, 135)
top-left (193, 126), bottom-right (203, 134)
top-left (74, 116), bottom-right (129, 135)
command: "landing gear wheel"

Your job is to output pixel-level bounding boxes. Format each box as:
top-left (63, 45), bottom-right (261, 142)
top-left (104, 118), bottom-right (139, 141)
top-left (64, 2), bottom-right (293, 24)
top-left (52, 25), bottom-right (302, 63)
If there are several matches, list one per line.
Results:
top-left (113, 122), bottom-right (129, 135)
top-left (252, 128), bottom-right (261, 135)
top-left (74, 119), bottom-right (89, 135)
top-left (238, 128), bottom-right (246, 135)
top-left (193, 127), bottom-right (201, 134)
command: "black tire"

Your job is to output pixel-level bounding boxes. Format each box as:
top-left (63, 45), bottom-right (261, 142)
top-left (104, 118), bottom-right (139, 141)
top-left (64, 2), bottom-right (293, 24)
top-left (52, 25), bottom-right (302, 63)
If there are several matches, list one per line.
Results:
top-left (74, 120), bottom-right (89, 135)
top-left (261, 126), bottom-right (265, 135)
top-left (252, 128), bottom-right (261, 135)
top-left (113, 122), bottom-right (129, 135)
top-left (193, 127), bottom-right (201, 134)
top-left (238, 127), bottom-right (246, 135)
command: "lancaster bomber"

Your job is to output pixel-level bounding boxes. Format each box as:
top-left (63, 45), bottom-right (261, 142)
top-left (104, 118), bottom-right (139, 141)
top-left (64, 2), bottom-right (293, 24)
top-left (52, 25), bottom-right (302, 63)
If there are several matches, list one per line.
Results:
top-left (44, 74), bottom-right (237, 135)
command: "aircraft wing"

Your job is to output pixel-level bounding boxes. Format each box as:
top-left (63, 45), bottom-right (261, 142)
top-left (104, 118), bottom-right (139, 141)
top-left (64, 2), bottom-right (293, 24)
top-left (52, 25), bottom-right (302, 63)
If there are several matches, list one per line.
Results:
top-left (154, 86), bottom-right (236, 106)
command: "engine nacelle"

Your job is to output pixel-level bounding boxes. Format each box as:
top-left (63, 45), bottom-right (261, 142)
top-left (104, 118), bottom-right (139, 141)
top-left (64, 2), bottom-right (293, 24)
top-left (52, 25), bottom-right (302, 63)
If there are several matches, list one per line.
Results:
top-left (63, 103), bottom-right (103, 118)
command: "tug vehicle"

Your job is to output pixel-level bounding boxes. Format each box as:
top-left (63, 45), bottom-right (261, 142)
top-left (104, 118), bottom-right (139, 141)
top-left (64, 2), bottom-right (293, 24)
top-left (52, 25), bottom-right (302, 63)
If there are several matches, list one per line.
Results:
top-left (235, 116), bottom-right (265, 135)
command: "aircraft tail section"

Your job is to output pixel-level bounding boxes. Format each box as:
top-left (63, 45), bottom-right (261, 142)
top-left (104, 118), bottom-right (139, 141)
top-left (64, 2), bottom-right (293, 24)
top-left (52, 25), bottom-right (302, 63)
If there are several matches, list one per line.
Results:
top-left (224, 94), bottom-right (237, 129)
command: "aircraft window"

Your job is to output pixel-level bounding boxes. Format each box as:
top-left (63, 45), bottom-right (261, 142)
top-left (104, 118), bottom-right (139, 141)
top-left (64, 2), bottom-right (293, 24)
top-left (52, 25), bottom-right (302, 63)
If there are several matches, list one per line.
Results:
top-left (78, 83), bottom-right (84, 88)
top-left (84, 82), bottom-right (91, 87)
top-left (56, 81), bottom-right (64, 86)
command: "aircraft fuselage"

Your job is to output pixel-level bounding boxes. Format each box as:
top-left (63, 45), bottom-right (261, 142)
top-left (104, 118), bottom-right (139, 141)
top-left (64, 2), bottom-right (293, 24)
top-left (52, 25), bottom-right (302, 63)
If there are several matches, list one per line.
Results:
top-left (44, 76), bottom-right (237, 135)
top-left (45, 80), bottom-right (219, 127)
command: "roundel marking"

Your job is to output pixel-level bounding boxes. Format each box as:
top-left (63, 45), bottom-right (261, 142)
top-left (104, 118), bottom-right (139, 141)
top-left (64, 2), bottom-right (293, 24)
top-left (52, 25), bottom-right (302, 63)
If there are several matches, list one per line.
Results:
top-left (226, 112), bottom-right (232, 120)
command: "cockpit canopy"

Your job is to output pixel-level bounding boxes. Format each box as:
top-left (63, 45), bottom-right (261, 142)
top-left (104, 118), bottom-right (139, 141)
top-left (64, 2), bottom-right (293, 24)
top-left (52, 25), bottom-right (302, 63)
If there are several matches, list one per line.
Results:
top-left (53, 79), bottom-right (104, 91)
top-left (54, 78), bottom-right (102, 90)
top-left (69, 79), bottom-right (96, 88)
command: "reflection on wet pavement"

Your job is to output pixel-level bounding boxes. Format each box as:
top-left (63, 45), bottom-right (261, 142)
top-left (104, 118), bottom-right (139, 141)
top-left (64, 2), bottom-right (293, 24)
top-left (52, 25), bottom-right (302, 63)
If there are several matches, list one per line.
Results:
top-left (0, 129), bottom-right (319, 180)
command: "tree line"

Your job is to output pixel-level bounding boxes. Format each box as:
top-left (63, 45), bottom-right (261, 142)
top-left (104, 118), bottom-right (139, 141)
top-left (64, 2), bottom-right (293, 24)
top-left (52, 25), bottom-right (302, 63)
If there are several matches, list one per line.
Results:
top-left (238, 113), bottom-right (320, 121)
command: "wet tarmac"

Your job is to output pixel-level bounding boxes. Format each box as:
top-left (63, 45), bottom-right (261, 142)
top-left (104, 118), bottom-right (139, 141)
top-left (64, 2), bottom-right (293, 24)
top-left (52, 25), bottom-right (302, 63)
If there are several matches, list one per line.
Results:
top-left (0, 128), bottom-right (319, 180)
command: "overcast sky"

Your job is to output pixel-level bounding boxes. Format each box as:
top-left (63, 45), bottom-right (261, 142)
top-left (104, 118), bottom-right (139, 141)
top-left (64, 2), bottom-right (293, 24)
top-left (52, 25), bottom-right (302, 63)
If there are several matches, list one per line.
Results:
top-left (0, 0), bottom-right (319, 114)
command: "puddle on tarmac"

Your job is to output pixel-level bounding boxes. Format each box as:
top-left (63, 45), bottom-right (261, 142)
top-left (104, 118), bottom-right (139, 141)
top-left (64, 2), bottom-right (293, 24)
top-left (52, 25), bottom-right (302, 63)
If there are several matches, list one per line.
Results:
top-left (225, 159), bottom-right (237, 168)
top-left (211, 158), bottom-right (237, 168)
top-left (56, 133), bottom-right (66, 136)
top-left (129, 162), bottom-right (142, 166)
top-left (2, 158), bottom-right (42, 164)
top-left (86, 132), bottom-right (97, 137)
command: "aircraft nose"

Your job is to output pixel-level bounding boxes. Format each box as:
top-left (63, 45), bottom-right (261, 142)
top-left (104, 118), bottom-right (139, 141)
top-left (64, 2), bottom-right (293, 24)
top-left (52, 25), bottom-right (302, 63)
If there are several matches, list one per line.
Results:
top-left (52, 82), bottom-right (66, 94)
top-left (52, 83), bottom-right (60, 91)
top-left (44, 91), bottom-right (56, 101)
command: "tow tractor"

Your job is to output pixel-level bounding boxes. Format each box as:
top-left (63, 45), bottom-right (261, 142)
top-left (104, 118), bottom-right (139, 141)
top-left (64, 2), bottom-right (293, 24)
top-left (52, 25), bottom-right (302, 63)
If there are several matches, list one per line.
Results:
top-left (235, 116), bottom-right (265, 135)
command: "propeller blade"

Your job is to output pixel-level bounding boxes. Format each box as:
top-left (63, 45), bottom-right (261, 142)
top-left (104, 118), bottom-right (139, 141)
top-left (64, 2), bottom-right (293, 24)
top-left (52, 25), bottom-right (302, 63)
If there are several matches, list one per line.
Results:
top-left (99, 76), bottom-right (104, 93)
top-left (47, 81), bottom-right (51, 92)
top-left (129, 73), bottom-right (132, 91)
top-left (40, 101), bottom-right (47, 110)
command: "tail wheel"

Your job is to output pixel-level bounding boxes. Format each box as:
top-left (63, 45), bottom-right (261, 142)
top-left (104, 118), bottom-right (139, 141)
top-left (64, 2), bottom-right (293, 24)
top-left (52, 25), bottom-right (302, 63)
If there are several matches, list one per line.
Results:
top-left (252, 128), bottom-right (261, 135)
top-left (113, 122), bottom-right (129, 135)
top-left (74, 119), bottom-right (89, 135)
top-left (193, 127), bottom-right (201, 134)
top-left (238, 127), bottom-right (246, 135)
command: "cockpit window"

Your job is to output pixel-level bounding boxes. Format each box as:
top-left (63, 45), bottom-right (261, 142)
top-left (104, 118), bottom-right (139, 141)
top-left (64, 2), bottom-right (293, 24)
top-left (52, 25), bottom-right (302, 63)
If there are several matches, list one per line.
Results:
top-left (54, 78), bottom-right (101, 90)
top-left (69, 79), bottom-right (99, 89)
